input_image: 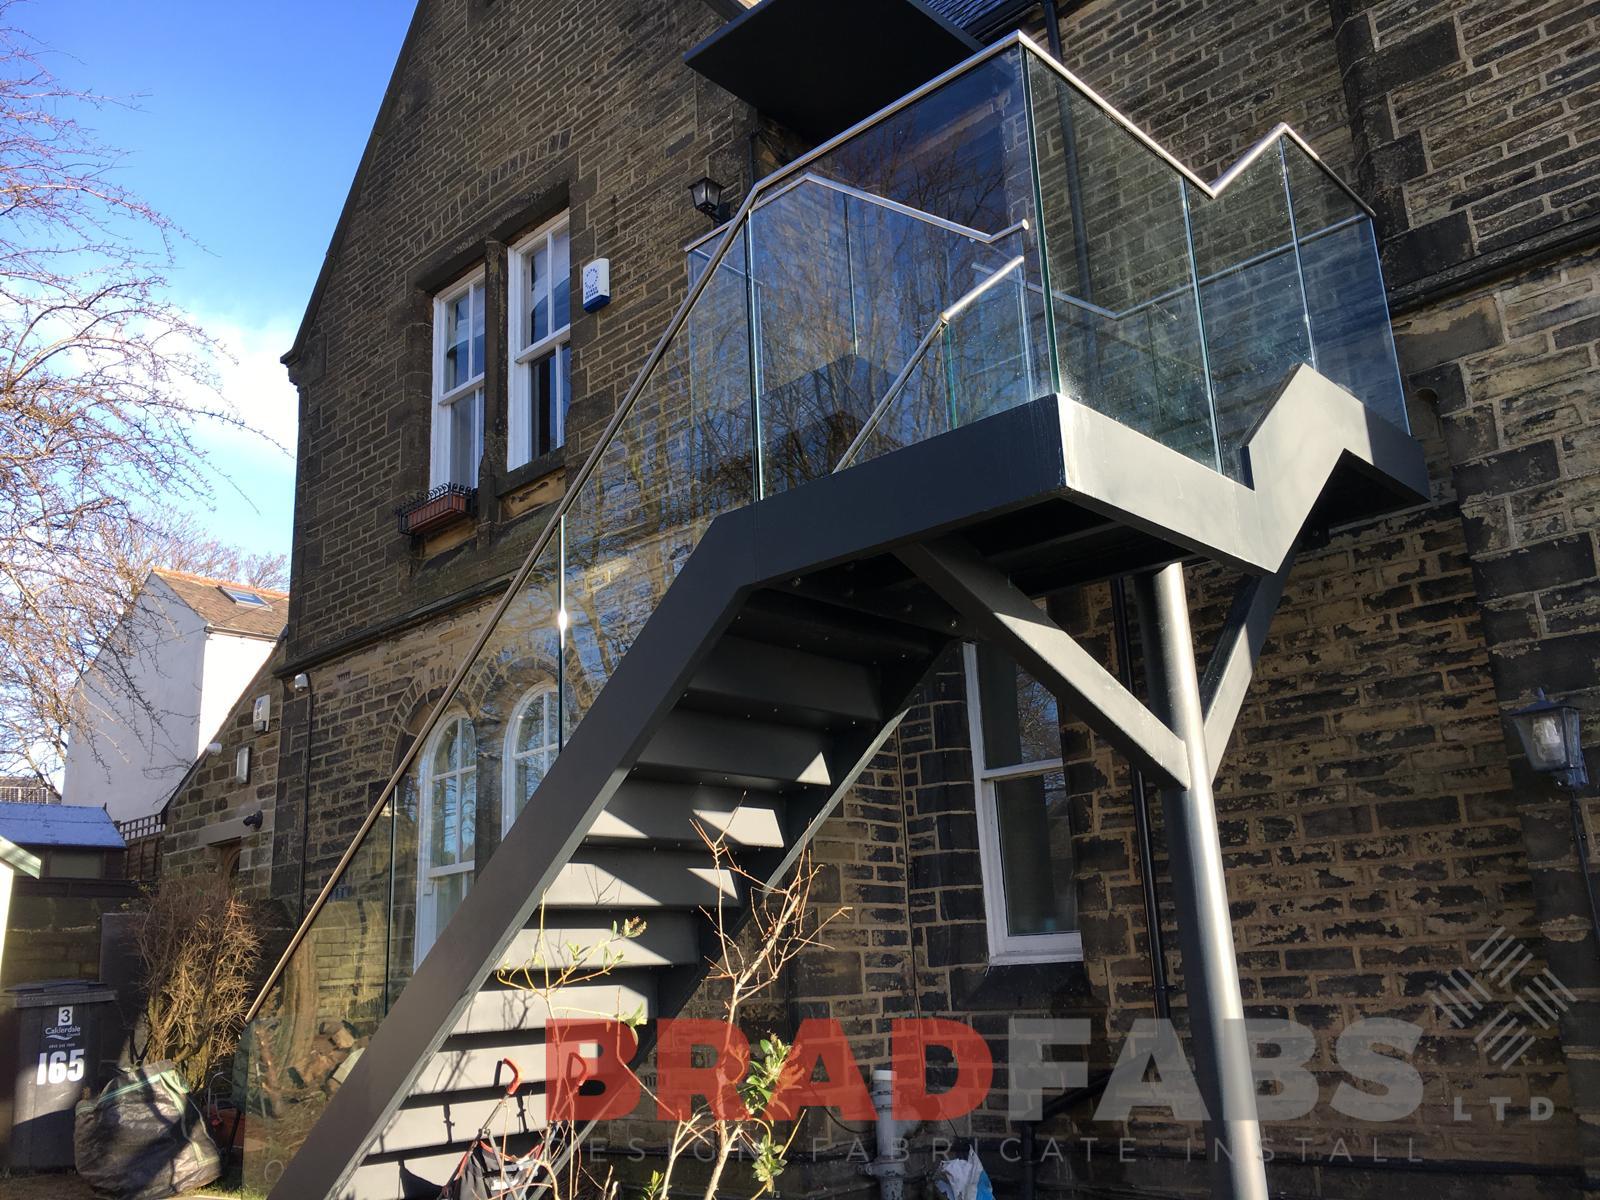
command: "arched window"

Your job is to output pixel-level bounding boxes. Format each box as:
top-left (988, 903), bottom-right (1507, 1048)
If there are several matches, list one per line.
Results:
top-left (416, 711), bottom-right (476, 965)
top-left (503, 685), bottom-right (558, 830)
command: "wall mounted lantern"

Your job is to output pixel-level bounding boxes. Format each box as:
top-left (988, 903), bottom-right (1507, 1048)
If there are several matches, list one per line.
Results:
top-left (688, 176), bottom-right (726, 221)
top-left (1508, 689), bottom-right (1588, 790)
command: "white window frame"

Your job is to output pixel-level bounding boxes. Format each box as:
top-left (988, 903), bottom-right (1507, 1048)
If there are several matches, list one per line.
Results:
top-left (502, 684), bottom-right (559, 832)
top-left (963, 642), bottom-right (1083, 965)
top-left (416, 709), bottom-right (477, 966)
top-left (507, 214), bottom-right (572, 469)
top-left (431, 270), bottom-right (486, 488)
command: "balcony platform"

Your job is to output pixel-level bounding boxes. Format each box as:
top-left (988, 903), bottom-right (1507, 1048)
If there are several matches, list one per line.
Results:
top-left (757, 366), bottom-right (1428, 639)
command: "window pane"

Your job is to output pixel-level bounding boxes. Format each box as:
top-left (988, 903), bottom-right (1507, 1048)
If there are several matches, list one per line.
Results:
top-left (432, 775), bottom-right (457, 867)
top-left (459, 764), bottom-right (476, 856)
top-left (528, 346), bottom-right (570, 459)
top-left (993, 770), bottom-right (1075, 936)
top-left (438, 721), bottom-right (458, 771)
top-left (557, 344), bottom-right (570, 444)
top-left (449, 390), bottom-right (482, 484)
top-left (515, 757), bottom-right (546, 818)
top-left (552, 228), bottom-right (571, 330)
top-left (430, 872), bottom-right (470, 947)
top-left (445, 291), bottom-right (473, 390)
top-left (470, 282), bottom-right (485, 378)
top-left (975, 642), bottom-right (1060, 767)
top-left (530, 242), bottom-right (550, 344)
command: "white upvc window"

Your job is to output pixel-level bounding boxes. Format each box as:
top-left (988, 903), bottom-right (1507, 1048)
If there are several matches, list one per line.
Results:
top-left (503, 684), bottom-right (558, 831)
top-left (507, 215), bottom-right (572, 469)
top-left (964, 640), bottom-right (1082, 964)
top-left (416, 711), bottom-right (477, 966)
top-left (431, 271), bottom-right (486, 488)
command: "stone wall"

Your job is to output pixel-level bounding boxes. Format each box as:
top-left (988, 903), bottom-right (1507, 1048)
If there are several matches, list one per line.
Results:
top-left (202, 0), bottom-right (1600, 1193)
top-left (282, 0), bottom-right (756, 668)
top-left (163, 647), bottom-right (286, 906)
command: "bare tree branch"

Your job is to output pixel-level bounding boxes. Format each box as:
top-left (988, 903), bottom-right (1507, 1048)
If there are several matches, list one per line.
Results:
top-left (0, 5), bottom-right (284, 782)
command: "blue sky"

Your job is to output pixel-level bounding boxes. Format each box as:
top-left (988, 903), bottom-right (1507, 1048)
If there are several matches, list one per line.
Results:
top-left (25, 1), bottom-right (415, 559)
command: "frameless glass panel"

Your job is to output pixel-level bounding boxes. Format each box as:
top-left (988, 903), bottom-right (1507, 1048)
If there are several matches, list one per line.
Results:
top-left (1027, 57), bottom-right (1212, 467)
top-left (565, 231), bottom-right (756, 735)
top-left (1188, 149), bottom-right (1312, 479)
top-left (751, 50), bottom-right (1048, 493)
top-left (1283, 145), bottom-right (1408, 431)
top-left (748, 181), bottom-right (860, 492)
top-left (993, 769), bottom-right (1075, 936)
top-left (239, 801), bottom-right (396, 1196)
top-left (847, 252), bottom-right (1034, 470)
top-left (974, 641), bottom-right (1062, 768)
top-left (455, 546), bottom-right (563, 827)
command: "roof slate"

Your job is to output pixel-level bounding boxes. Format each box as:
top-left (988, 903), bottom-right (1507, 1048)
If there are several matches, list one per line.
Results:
top-left (0, 803), bottom-right (125, 849)
top-left (920, 0), bottom-right (1025, 33)
top-left (152, 568), bottom-right (288, 639)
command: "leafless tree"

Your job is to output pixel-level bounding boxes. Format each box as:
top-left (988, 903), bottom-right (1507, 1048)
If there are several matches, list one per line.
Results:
top-left (0, 5), bottom-right (280, 783)
top-left (136, 872), bottom-right (265, 1091)
top-left (0, 509), bottom-right (287, 784)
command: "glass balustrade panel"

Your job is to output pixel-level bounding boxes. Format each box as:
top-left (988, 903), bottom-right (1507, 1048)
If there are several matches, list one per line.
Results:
top-left (1027, 56), bottom-right (1213, 468)
top-left (1187, 148), bottom-right (1313, 480)
top-left (563, 228), bottom-right (755, 735)
top-left (240, 801), bottom-right (395, 1194)
top-left (754, 49), bottom-right (1049, 493)
top-left (1283, 143), bottom-right (1409, 433)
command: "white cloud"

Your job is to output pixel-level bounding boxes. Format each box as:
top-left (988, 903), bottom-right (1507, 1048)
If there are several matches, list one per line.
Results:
top-left (190, 311), bottom-right (300, 455)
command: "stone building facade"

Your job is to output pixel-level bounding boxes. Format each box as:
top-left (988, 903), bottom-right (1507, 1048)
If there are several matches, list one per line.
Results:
top-left (167, 0), bottom-right (1600, 1195)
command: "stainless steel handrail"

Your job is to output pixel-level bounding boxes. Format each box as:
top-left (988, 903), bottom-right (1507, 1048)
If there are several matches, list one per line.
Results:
top-left (245, 30), bottom-right (1379, 1023)
top-left (834, 255), bottom-right (1027, 473)
top-left (243, 178), bottom-right (770, 1022)
top-left (682, 30), bottom-right (1374, 260)
top-left (688, 170), bottom-right (1031, 256)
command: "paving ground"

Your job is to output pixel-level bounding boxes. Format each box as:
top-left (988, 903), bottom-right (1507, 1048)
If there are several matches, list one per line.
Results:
top-left (0, 1173), bottom-right (242, 1198)
top-left (0, 1173), bottom-right (95, 1199)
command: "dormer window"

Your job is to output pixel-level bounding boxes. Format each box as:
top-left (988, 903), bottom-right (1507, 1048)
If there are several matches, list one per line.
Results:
top-left (220, 586), bottom-right (268, 606)
top-left (432, 271), bottom-right (486, 488)
top-left (507, 215), bottom-right (571, 469)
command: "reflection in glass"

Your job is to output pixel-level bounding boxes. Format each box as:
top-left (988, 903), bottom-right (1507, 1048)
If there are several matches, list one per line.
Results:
top-left (994, 770), bottom-right (1076, 936)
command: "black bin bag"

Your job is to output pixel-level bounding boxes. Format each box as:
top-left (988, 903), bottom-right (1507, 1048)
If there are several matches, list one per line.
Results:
top-left (73, 1061), bottom-right (221, 1199)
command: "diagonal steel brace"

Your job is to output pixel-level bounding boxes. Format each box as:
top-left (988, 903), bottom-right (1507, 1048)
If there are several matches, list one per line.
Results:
top-left (896, 537), bottom-right (1191, 791)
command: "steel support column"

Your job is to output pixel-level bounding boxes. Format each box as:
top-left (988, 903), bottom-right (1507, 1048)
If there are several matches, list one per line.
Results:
top-left (1136, 563), bottom-right (1267, 1200)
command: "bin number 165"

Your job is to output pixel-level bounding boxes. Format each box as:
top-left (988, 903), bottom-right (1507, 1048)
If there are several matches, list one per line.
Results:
top-left (36, 1049), bottom-right (84, 1085)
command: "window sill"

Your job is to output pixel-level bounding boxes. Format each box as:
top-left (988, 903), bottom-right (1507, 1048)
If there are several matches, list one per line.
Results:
top-left (498, 447), bottom-right (567, 498)
top-left (951, 958), bottom-right (1093, 1011)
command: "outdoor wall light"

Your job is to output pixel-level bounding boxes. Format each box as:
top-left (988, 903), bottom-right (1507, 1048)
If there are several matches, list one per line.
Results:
top-left (243, 810), bottom-right (264, 831)
top-left (688, 176), bottom-right (726, 221)
top-left (1508, 689), bottom-right (1588, 790)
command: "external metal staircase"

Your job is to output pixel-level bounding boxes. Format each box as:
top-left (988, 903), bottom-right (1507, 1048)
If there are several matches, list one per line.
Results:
top-left (236, 32), bottom-right (1427, 1200)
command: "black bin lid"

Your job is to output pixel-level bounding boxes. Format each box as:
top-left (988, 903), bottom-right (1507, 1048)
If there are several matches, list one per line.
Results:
top-left (7, 979), bottom-right (116, 1008)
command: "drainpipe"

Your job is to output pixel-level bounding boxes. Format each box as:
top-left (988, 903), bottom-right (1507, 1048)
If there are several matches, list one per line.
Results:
top-left (866, 1068), bottom-right (906, 1200)
top-left (1111, 577), bottom-right (1172, 1019)
top-left (1040, 0), bottom-right (1063, 57)
top-left (294, 672), bottom-right (315, 922)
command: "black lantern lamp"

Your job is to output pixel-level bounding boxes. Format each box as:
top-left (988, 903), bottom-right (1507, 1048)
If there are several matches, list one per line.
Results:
top-left (1508, 689), bottom-right (1588, 790)
top-left (688, 176), bottom-right (726, 221)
